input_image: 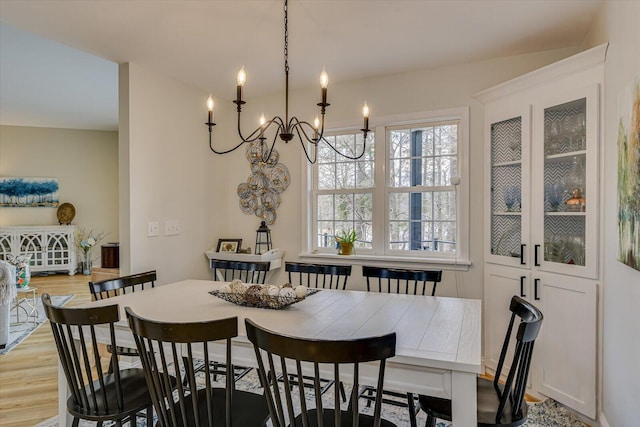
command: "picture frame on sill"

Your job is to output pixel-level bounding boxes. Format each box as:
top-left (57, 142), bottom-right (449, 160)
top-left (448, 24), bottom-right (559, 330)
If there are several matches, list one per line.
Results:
top-left (216, 239), bottom-right (242, 253)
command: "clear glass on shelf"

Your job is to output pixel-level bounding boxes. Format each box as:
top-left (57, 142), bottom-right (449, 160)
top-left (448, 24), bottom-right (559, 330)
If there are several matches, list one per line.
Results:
top-left (543, 98), bottom-right (587, 266)
top-left (490, 117), bottom-right (522, 258)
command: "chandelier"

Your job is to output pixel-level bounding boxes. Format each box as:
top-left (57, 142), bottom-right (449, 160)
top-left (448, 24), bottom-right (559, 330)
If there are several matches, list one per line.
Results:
top-left (205, 0), bottom-right (370, 164)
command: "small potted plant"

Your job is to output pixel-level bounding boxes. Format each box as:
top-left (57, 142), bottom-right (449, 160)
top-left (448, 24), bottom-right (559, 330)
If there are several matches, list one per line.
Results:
top-left (335, 229), bottom-right (357, 255)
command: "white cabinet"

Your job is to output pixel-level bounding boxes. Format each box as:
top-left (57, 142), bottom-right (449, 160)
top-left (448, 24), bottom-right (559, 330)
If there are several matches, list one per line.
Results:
top-left (477, 44), bottom-right (606, 419)
top-left (0, 226), bottom-right (77, 275)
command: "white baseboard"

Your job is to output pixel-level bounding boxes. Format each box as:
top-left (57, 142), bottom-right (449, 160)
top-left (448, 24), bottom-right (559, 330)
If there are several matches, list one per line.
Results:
top-left (599, 412), bottom-right (610, 427)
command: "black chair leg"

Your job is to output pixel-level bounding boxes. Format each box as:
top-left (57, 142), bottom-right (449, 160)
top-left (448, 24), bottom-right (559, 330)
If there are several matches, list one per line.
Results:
top-left (72, 418), bottom-right (79, 427)
top-left (425, 414), bottom-right (436, 427)
top-left (146, 406), bottom-right (153, 425)
top-left (339, 381), bottom-right (347, 403)
top-left (407, 392), bottom-right (417, 427)
top-left (366, 387), bottom-right (374, 407)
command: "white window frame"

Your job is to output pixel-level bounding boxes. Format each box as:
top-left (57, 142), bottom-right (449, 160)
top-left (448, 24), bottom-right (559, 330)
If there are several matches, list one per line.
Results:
top-left (301, 107), bottom-right (470, 270)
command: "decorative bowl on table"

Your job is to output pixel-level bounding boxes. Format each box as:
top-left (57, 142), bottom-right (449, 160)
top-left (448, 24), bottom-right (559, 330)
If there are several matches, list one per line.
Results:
top-left (209, 281), bottom-right (319, 310)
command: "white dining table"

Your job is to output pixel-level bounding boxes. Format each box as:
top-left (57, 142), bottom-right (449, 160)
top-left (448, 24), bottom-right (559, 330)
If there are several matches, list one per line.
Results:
top-left (58, 279), bottom-right (481, 426)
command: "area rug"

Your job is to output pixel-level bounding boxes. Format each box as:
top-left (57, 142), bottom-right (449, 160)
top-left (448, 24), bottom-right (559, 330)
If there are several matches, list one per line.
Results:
top-left (0, 294), bottom-right (74, 355)
top-left (34, 368), bottom-right (587, 427)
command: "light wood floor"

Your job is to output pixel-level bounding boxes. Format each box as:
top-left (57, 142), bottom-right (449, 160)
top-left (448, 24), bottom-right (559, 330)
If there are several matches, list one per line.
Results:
top-left (0, 273), bottom-right (91, 427)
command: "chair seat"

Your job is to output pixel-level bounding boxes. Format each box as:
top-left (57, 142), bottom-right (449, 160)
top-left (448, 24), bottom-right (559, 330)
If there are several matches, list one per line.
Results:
top-left (292, 408), bottom-right (397, 427)
top-left (170, 388), bottom-right (269, 427)
top-left (67, 368), bottom-right (152, 419)
top-left (418, 377), bottom-right (528, 427)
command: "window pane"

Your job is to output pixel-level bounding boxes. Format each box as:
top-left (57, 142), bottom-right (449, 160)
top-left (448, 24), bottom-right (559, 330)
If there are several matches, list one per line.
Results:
top-left (389, 193), bottom-right (409, 221)
top-left (318, 164), bottom-right (335, 189)
top-left (335, 134), bottom-right (356, 158)
top-left (317, 221), bottom-right (335, 248)
top-left (389, 159), bottom-right (411, 187)
top-left (317, 195), bottom-right (334, 220)
top-left (422, 127), bottom-right (435, 156)
top-left (354, 193), bottom-right (373, 221)
top-left (355, 221), bottom-right (373, 249)
top-left (434, 191), bottom-right (456, 220)
top-left (434, 155), bottom-right (457, 186)
top-left (355, 161), bottom-right (374, 188)
top-left (421, 192), bottom-right (433, 220)
top-left (356, 133), bottom-right (375, 162)
top-left (435, 125), bottom-right (458, 155)
top-left (336, 162), bottom-right (355, 189)
top-left (334, 194), bottom-right (353, 221)
top-left (389, 130), bottom-right (410, 159)
top-left (318, 138), bottom-right (335, 164)
top-left (435, 221), bottom-right (457, 252)
top-left (389, 221), bottom-right (409, 250)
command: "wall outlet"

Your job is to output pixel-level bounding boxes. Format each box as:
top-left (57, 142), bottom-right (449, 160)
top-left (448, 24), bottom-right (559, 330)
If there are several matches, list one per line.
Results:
top-left (165, 220), bottom-right (180, 236)
top-left (147, 221), bottom-right (160, 237)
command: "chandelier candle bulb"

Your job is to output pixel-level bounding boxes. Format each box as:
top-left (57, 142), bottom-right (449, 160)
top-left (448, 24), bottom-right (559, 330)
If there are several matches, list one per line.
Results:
top-left (207, 95), bottom-right (215, 123)
top-left (313, 116), bottom-right (320, 139)
top-left (362, 102), bottom-right (370, 131)
top-left (236, 66), bottom-right (246, 101)
top-left (320, 68), bottom-right (328, 104)
top-left (259, 113), bottom-right (266, 126)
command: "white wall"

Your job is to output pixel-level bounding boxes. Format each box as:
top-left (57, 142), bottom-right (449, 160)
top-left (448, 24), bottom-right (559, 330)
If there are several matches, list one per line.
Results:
top-left (585, 1), bottom-right (640, 425)
top-left (216, 47), bottom-right (579, 297)
top-left (0, 125), bottom-right (119, 265)
top-left (119, 63), bottom-right (229, 284)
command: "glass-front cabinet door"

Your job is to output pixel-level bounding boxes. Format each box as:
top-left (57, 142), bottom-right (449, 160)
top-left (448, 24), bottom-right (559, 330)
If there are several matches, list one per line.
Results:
top-left (532, 84), bottom-right (599, 279)
top-left (485, 105), bottom-right (531, 267)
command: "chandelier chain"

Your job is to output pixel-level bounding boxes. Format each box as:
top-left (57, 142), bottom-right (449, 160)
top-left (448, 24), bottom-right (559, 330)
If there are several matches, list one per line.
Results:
top-left (284, 0), bottom-right (289, 75)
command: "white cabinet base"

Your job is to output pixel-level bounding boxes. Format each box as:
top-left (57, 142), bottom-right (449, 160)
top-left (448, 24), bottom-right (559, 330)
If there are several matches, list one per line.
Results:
top-left (0, 226), bottom-right (77, 275)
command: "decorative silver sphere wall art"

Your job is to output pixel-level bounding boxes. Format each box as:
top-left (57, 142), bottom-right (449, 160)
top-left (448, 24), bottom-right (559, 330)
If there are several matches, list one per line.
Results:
top-left (237, 139), bottom-right (290, 225)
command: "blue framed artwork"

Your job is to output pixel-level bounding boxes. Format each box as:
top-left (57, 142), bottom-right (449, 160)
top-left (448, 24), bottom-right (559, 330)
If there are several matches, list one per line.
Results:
top-left (617, 79), bottom-right (640, 271)
top-left (0, 177), bottom-right (59, 207)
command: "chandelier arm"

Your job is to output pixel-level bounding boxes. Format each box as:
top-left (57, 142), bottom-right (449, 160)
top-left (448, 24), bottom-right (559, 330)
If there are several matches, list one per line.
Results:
top-left (292, 124), bottom-right (318, 164)
top-left (317, 135), bottom-right (367, 160)
top-left (208, 131), bottom-right (247, 155)
top-left (290, 118), bottom-right (321, 145)
top-left (261, 131), bottom-right (281, 163)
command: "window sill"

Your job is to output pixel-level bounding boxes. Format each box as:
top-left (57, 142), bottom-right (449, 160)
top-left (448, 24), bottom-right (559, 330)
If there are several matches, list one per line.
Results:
top-left (298, 252), bottom-right (471, 272)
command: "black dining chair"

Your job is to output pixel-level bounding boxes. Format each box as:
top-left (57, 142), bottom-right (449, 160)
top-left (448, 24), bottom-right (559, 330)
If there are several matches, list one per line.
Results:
top-left (246, 318), bottom-right (398, 427)
top-left (126, 309), bottom-right (271, 427)
top-left (202, 261), bottom-right (269, 383)
top-left (418, 295), bottom-right (543, 427)
top-left (359, 265), bottom-right (443, 427)
top-left (210, 260), bottom-right (270, 284)
top-left (42, 293), bottom-right (153, 427)
top-left (283, 261), bottom-right (352, 402)
top-left (88, 270), bottom-right (157, 301)
top-left (361, 266), bottom-right (442, 296)
top-left (88, 271), bottom-right (157, 367)
top-left (285, 261), bottom-right (352, 290)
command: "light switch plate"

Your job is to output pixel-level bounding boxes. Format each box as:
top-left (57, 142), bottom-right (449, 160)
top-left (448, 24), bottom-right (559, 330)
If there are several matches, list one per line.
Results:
top-left (147, 221), bottom-right (160, 237)
top-left (165, 220), bottom-right (180, 236)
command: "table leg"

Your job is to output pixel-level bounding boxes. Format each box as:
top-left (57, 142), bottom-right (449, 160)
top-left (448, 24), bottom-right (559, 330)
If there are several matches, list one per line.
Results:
top-left (451, 371), bottom-right (477, 426)
top-left (58, 358), bottom-right (73, 426)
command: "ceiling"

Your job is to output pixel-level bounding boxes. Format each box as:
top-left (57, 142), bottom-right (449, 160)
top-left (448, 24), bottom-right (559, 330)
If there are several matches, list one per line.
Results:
top-left (0, 0), bottom-right (603, 131)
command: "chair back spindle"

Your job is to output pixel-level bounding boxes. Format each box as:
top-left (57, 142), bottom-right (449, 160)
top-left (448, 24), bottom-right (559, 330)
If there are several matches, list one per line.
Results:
top-left (211, 260), bottom-right (270, 284)
top-left (285, 262), bottom-right (352, 290)
top-left (362, 266), bottom-right (442, 296)
top-left (89, 270), bottom-right (157, 301)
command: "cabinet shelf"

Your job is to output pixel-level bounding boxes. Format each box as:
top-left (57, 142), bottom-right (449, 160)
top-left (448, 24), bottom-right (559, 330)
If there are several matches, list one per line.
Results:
top-left (545, 150), bottom-right (586, 163)
top-left (493, 211), bottom-right (522, 216)
top-left (493, 160), bottom-right (522, 167)
top-left (545, 211), bottom-right (586, 216)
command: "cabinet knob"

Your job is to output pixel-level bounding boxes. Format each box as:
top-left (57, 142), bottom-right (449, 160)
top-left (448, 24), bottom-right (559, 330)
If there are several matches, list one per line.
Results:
top-left (520, 244), bottom-right (526, 265)
top-left (534, 244), bottom-right (541, 266)
top-left (520, 276), bottom-right (527, 297)
top-left (534, 278), bottom-right (540, 300)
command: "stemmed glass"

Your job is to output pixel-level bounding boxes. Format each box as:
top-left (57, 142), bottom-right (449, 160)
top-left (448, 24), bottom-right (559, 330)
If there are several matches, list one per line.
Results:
top-left (504, 186), bottom-right (521, 212)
